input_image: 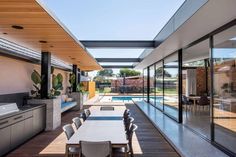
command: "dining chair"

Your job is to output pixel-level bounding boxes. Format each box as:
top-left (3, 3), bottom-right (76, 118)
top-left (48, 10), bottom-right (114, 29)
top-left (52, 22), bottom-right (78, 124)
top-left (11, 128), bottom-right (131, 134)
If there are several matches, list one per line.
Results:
top-left (113, 124), bottom-right (138, 157)
top-left (63, 124), bottom-right (80, 157)
top-left (80, 112), bottom-right (87, 121)
top-left (198, 95), bottom-right (210, 110)
top-left (123, 109), bottom-right (131, 120)
top-left (182, 95), bottom-right (193, 117)
top-left (84, 109), bottom-right (91, 117)
top-left (124, 117), bottom-right (134, 132)
top-left (72, 117), bottom-right (82, 130)
top-left (80, 141), bottom-right (112, 157)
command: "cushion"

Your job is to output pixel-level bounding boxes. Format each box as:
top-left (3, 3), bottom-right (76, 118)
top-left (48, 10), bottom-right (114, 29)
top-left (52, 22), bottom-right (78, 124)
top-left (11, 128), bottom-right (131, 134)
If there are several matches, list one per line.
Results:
top-left (66, 97), bottom-right (73, 102)
top-left (61, 95), bottom-right (68, 103)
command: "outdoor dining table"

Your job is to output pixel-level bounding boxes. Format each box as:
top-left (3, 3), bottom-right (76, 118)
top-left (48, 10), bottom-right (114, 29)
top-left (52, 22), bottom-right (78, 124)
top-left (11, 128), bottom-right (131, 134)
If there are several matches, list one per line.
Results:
top-left (65, 106), bottom-right (128, 157)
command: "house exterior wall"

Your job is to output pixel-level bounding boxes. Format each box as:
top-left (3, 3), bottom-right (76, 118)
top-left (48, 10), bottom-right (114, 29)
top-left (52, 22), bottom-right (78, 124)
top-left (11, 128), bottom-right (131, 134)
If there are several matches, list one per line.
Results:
top-left (0, 55), bottom-right (70, 95)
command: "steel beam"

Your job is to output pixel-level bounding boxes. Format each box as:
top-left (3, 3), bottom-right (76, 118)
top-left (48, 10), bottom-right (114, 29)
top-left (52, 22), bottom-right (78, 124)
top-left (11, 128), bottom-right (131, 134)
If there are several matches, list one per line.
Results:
top-left (96, 58), bottom-right (141, 62)
top-left (41, 52), bottom-right (51, 99)
top-left (81, 40), bottom-right (156, 48)
top-left (102, 65), bottom-right (134, 69)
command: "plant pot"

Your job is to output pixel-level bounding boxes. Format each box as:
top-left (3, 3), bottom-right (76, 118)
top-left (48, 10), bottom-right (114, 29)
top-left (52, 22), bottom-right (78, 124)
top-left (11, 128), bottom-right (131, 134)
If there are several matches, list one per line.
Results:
top-left (28, 97), bottom-right (61, 131)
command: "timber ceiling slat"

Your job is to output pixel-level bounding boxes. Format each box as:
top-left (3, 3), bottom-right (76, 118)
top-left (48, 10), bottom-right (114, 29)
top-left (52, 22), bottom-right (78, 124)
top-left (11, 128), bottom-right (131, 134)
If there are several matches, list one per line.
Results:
top-left (0, 0), bottom-right (101, 71)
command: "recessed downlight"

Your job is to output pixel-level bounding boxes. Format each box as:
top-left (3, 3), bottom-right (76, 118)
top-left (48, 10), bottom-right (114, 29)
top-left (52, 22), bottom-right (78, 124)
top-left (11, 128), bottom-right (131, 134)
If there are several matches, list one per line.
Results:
top-left (39, 40), bottom-right (47, 43)
top-left (12, 25), bottom-right (24, 30)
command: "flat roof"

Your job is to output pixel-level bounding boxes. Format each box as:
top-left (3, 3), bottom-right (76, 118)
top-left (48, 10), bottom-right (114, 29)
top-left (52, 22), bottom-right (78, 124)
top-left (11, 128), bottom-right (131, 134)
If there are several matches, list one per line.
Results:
top-left (0, 0), bottom-right (102, 71)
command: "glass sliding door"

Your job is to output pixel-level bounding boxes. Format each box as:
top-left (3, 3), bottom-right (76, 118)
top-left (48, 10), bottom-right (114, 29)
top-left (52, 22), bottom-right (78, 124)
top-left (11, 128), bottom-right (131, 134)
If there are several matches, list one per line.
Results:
top-left (182, 39), bottom-right (211, 139)
top-left (164, 53), bottom-right (179, 120)
top-left (213, 25), bottom-right (236, 154)
top-left (155, 62), bottom-right (164, 110)
top-left (149, 65), bottom-right (155, 105)
top-left (143, 68), bottom-right (148, 101)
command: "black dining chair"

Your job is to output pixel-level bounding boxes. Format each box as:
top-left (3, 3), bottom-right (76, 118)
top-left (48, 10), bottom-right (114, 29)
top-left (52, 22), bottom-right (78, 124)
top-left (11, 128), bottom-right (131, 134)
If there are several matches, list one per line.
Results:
top-left (63, 124), bottom-right (80, 157)
top-left (84, 109), bottom-right (91, 117)
top-left (72, 117), bottom-right (82, 130)
top-left (198, 95), bottom-right (210, 110)
top-left (182, 95), bottom-right (193, 117)
top-left (124, 117), bottom-right (134, 132)
top-left (113, 123), bottom-right (138, 157)
top-left (80, 112), bottom-right (87, 121)
top-left (123, 109), bottom-right (131, 120)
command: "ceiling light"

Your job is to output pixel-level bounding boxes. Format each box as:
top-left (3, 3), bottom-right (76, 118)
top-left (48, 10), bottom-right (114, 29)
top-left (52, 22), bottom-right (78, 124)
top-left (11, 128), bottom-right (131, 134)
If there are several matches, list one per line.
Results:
top-left (39, 40), bottom-right (47, 43)
top-left (12, 25), bottom-right (24, 30)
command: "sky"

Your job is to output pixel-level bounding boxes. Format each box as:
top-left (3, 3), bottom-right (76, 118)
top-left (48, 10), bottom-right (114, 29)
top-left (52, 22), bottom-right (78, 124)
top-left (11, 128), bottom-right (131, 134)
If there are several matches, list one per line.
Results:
top-left (39, 0), bottom-right (185, 77)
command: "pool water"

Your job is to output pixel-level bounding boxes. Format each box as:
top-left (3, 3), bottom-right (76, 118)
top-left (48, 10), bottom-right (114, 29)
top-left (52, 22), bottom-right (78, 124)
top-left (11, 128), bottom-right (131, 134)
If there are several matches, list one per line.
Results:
top-left (112, 96), bottom-right (143, 102)
top-left (111, 96), bottom-right (158, 102)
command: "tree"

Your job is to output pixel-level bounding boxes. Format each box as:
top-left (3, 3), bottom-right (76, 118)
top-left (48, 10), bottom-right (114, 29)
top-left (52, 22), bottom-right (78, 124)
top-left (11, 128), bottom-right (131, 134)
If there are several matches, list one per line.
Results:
top-left (156, 68), bottom-right (172, 77)
top-left (97, 69), bottom-right (113, 77)
top-left (119, 68), bottom-right (141, 77)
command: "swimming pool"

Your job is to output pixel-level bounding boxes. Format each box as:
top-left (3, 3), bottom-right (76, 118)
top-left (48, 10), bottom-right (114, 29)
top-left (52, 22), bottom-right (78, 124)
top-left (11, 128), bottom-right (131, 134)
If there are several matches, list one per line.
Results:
top-left (111, 96), bottom-right (142, 102)
top-left (111, 96), bottom-right (157, 102)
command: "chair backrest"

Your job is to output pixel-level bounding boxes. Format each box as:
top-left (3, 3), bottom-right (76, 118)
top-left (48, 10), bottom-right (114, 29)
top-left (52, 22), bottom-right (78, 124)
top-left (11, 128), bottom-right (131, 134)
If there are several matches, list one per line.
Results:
top-left (80, 141), bottom-right (112, 157)
top-left (182, 95), bottom-right (189, 105)
top-left (127, 124), bottom-right (138, 149)
top-left (80, 112), bottom-right (87, 121)
top-left (72, 117), bottom-right (82, 130)
top-left (124, 117), bottom-right (134, 131)
top-left (199, 95), bottom-right (209, 106)
top-left (123, 109), bottom-right (131, 120)
top-left (123, 109), bottom-right (130, 116)
top-left (84, 109), bottom-right (91, 117)
top-left (62, 124), bottom-right (75, 140)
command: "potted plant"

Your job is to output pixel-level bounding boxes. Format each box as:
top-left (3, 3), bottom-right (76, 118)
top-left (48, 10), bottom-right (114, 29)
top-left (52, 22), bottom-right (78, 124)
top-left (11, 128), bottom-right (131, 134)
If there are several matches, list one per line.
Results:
top-left (50, 67), bottom-right (63, 97)
top-left (31, 70), bottom-right (41, 98)
top-left (68, 73), bottom-right (76, 93)
top-left (77, 83), bottom-right (89, 104)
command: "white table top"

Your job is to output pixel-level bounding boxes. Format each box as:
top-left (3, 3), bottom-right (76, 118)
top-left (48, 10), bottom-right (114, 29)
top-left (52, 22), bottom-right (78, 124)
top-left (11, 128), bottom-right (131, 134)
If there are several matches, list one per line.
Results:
top-left (67, 106), bottom-right (128, 146)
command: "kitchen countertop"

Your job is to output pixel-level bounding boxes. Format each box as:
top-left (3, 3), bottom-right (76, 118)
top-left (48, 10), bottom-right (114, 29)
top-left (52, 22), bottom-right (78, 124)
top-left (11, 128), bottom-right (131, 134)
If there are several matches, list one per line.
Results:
top-left (0, 104), bottom-right (45, 120)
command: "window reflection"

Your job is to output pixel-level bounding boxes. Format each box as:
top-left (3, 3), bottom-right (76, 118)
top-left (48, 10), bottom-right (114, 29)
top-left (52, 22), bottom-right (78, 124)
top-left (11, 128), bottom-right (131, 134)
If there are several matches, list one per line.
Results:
top-left (149, 65), bottom-right (155, 105)
top-left (143, 69), bottom-right (148, 101)
top-left (213, 25), bottom-right (236, 153)
top-left (164, 53), bottom-right (179, 120)
top-left (155, 63), bottom-right (164, 110)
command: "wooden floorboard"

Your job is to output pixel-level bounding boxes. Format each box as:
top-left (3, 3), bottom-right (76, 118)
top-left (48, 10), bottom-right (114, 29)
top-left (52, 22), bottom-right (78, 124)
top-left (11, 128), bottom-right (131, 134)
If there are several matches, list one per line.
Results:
top-left (6, 103), bottom-right (180, 157)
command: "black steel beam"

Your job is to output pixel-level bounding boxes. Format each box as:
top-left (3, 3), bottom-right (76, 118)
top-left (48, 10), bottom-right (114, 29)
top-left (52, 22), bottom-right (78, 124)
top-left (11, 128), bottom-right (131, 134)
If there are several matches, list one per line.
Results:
top-left (102, 65), bottom-right (134, 69)
top-left (72, 64), bottom-right (78, 92)
top-left (78, 68), bottom-right (81, 83)
top-left (81, 40), bottom-right (156, 48)
top-left (96, 58), bottom-right (141, 62)
top-left (41, 52), bottom-right (51, 99)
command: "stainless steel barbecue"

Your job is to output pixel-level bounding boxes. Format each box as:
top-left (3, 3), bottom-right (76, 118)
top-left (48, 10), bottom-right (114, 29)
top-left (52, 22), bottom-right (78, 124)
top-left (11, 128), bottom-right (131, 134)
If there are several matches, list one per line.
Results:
top-left (0, 103), bottom-right (19, 116)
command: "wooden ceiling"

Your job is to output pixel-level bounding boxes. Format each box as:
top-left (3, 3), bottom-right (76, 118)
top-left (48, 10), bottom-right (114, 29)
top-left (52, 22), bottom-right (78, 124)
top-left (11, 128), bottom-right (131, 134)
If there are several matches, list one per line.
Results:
top-left (0, 0), bottom-right (102, 71)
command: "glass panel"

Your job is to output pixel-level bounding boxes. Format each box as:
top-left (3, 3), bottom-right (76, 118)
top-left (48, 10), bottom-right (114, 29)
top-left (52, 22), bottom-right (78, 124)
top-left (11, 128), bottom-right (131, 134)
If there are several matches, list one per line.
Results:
top-left (155, 62), bottom-right (164, 110)
top-left (213, 25), bottom-right (236, 153)
top-left (164, 53), bottom-right (179, 120)
top-left (143, 68), bottom-right (148, 101)
top-left (182, 39), bottom-right (211, 139)
top-left (149, 65), bottom-right (155, 105)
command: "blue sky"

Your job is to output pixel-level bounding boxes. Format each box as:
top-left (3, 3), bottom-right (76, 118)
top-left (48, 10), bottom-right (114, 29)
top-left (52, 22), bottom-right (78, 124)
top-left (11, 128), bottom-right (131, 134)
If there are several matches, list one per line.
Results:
top-left (40, 0), bottom-right (185, 76)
